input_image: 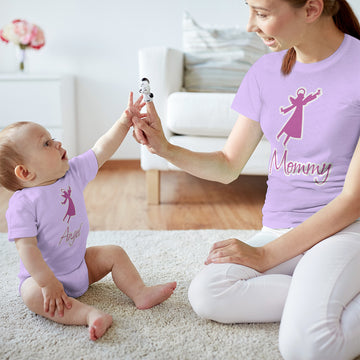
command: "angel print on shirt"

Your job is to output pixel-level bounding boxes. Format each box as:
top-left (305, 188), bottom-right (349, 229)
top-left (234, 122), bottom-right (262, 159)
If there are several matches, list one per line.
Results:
top-left (61, 186), bottom-right (76, 223)
top-left (269, 86), bottom-right (332, 185)
top-left (277, 87), bottom-right (322, 147)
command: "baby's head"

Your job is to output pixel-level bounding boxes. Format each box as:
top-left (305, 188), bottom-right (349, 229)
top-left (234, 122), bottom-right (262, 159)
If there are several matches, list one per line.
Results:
top-left (0, 121), bottom-right (69, 191)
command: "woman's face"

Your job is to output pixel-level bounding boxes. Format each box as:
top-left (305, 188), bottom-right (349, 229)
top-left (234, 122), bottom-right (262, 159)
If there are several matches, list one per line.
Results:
top-left (246, 0), bottom-right (306, 52)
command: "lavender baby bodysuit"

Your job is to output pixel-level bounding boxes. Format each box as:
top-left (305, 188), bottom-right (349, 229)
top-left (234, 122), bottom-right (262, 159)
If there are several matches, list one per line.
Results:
top-left (7, 149), bottom-right (98, 297)
top-left (232, 34), bottom-right (360, 228)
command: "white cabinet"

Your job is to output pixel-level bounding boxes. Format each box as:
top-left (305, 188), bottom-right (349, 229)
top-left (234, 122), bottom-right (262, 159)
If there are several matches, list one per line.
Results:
top-left (0, 74), bottom-right (77, 157)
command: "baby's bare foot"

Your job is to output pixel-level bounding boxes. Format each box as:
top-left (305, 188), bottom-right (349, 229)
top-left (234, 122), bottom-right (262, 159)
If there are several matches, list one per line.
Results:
top-left (88, 310), bottom-right (113, 341)
top-left (135, 281), bottom-right (177, 310)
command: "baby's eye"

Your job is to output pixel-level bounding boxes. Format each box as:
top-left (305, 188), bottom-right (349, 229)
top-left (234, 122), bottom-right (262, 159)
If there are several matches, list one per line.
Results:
top-left (44, 138), bottom-right (55, 147)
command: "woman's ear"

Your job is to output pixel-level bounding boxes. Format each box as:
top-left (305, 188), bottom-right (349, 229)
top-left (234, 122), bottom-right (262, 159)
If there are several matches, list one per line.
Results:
top-left (305, 0), bottom-right (324, 23)
top-left (14, 165), bottom-right (35, 182)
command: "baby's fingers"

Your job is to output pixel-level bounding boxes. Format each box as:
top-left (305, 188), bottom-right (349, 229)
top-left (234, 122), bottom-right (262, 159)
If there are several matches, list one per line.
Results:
top-left (128, 91), bottom-right (134, 106)
top-left (43, 295), bottom-right (50, 313)
top-left (134, 94), bottom-right (145, 107)
top-left (56, 298), bottom-right (64, 317)
top-left (63, 294), bottom-right (72, 310)
top-left (48, 298), bottom-right (56, 317)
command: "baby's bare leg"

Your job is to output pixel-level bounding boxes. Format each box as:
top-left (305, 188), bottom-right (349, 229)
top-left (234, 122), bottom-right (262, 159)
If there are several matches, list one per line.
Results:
top-left (21, 278), bottom-right (112, 341)
top-left (85, 245), bottom-right (177, 309)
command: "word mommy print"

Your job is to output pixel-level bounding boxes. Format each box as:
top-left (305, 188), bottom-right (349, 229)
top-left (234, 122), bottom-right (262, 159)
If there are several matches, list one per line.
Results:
top-left (269, 149), bottom-right (332, 185)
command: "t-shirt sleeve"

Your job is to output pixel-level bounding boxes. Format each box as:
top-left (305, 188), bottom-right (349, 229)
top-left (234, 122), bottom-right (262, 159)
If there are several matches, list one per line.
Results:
top-left (231, 60), bottom-right (262, 122)
top-left (68, 149), bottom-right (99, 190)
top-left (6, 193), bottom-right (37, 242)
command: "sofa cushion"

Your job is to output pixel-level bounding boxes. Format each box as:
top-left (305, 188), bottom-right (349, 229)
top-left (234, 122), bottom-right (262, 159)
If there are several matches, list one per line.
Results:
top-left (167, 92), bottom-right (238, 137)
top-left (183, 11), bottom-right (268, 93)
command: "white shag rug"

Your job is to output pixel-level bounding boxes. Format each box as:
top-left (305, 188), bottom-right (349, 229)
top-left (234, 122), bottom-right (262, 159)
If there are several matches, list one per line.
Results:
top-left (0, 230), bottom-right (283, 360)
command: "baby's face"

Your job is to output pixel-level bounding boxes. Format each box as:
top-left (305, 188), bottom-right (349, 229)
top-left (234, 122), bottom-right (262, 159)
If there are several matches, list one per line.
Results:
top-left (15, 122), bottom-right (69, 187)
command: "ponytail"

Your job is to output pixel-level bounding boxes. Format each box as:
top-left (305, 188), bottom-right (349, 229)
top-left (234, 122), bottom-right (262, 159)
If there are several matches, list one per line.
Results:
top-left (281, 0), bottom-right (360, 75)
top-left (281, 47), bottom-right (297, 76)
top-left (333, 0), bottom-right (360, 40)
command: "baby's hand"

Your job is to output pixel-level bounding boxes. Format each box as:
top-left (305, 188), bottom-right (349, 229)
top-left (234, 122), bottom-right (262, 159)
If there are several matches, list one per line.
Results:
top-left (124, 92), bottom-right (147, 127)
top-left (41, 278), bottom-right (72, 317)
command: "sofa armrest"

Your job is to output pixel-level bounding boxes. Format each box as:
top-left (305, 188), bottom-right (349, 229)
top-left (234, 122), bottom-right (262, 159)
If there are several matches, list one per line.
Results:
top-left (138, 47), bottom-right (184, 138)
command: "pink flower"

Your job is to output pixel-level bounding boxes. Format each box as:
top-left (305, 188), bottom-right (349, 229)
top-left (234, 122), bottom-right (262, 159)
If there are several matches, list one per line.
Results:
top-left (0, 19), bottom-right (45, 49)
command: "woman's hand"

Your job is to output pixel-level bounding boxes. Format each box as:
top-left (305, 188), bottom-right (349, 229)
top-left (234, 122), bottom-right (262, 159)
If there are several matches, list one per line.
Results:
top-left (41, 278), bottom-right (72, 317)
top-left (132, 101), bottom-right (169, 157)
top-left (205, 238), bottom-right (267, 272)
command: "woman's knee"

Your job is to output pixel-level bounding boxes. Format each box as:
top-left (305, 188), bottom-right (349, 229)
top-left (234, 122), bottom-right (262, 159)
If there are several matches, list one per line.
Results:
top-left (188, 272), bottom-right (215, 319)
top-left (188, 264), bottom-right (233, 321)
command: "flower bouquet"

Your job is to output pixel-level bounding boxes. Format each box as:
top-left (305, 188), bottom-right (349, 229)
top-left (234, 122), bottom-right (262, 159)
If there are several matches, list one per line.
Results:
top-left (0, 19), bottom-right (45, 71)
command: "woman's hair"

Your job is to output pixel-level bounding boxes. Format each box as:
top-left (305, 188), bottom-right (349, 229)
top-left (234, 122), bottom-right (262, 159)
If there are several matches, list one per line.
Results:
top-left (281, 0), bottom-right (360, 75)
top-left (0, 122), bottom-right (30, 191)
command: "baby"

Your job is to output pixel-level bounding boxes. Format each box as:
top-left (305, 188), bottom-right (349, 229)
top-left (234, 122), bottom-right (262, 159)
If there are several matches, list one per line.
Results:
top-left (0, 92), bottom-right (176, 341)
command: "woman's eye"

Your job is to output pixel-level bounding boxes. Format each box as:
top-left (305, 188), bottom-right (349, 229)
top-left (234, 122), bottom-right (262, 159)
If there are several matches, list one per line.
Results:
top-left (257, 12), bottom-right (267, 18)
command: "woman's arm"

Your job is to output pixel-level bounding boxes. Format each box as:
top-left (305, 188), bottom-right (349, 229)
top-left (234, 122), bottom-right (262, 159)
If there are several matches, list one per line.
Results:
top-left (15, 236), bottom-right (72, 316)
top-left (207, 136), bottom-right (360, 272)
top-left (134, 102), bottom-right (264, 184)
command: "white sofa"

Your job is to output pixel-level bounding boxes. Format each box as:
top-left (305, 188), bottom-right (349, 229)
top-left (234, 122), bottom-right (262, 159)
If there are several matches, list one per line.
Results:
top-left (138, 47), bottom-right (271, 204)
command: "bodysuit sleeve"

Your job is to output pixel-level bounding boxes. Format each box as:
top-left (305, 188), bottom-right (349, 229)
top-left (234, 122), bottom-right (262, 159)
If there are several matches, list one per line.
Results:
top-left (6, 193), bottom-right (37, 242)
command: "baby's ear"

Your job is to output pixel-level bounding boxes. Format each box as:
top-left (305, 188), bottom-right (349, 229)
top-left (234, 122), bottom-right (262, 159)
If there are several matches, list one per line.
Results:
top-left (14, 165), bottom-right (35, 182)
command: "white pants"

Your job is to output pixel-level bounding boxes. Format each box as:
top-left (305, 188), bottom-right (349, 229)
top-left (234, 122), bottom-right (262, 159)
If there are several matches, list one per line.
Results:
top-left (188, 221), bottom-right (360, 360)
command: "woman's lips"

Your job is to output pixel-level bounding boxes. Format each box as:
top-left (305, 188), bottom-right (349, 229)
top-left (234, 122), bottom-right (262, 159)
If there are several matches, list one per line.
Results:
top-left (262, 37), bottom-right (276, 47)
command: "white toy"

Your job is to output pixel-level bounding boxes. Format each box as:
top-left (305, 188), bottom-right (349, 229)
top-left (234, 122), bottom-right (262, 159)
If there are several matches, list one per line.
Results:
top-left (139, 77), bottom-right (154, 102)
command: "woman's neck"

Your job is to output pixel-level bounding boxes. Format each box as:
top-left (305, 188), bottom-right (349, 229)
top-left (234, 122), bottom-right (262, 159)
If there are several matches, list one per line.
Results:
top-left (294, 17), bottom-right (344, 64)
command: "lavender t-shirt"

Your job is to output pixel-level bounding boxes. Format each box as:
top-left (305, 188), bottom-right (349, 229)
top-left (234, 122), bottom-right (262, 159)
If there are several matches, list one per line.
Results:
top-left (7, 149), bottom-right (98, 293)
top-left (232, 34), bottom-right (360, 228)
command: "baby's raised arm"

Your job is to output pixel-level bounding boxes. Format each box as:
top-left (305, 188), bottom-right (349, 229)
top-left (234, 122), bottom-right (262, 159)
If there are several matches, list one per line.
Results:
top-left (92, 92), bottom-right (146, 168)
top-left (15, 237), bottom-right (72, 317)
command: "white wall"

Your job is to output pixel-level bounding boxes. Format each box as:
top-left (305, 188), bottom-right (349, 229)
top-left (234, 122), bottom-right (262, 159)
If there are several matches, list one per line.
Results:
top-left (1, 0), bottom-right (359, 159)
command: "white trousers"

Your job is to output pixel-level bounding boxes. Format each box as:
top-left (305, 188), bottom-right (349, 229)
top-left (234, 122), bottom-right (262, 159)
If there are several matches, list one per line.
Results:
top-left (188, 221), bottom-right (360, 360)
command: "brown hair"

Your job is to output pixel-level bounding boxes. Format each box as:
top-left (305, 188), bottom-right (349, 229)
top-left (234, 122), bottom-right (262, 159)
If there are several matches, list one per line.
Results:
top-left (281, 0), bottom-right (360, 75)
top-left (0, 122), bottom-right (30, 191)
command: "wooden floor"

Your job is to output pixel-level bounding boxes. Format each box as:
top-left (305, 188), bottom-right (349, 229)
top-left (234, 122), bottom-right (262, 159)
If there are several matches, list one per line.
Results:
top-left (0, 160), bottom-right (267, 232)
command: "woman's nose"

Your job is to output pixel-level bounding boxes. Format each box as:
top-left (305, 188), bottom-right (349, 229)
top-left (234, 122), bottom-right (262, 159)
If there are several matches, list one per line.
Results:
top-left (247, 13), bottom-right (258, 33)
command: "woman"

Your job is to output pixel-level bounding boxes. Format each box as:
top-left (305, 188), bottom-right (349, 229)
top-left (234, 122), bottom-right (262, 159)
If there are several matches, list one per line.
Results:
top-left (134, 1), bottom-right (360, 359)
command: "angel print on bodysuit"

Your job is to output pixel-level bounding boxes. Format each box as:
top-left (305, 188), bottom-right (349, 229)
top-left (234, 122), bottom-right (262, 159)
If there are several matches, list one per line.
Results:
top-left (61, 186), bottom-right (76, 223)
top-left (277, 87), bottom-right (322, 147)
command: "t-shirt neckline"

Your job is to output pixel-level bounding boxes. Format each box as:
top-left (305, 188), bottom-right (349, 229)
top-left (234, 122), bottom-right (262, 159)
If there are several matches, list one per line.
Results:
top-left (293, 33), bottom-right (349, 72)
